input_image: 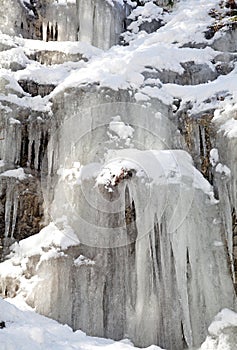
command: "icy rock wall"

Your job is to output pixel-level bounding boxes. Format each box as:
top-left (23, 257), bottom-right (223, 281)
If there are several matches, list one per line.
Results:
top-left (0, 102), bottom-right (49, 255)
top-left (29, 153), bottom-right (236, 350)
top-left (174, 103), bottom-right (237, 290)
top-left (174, 111), bottom-right (215, 183)
top-left (0, 0), bottom-right (32, 38)
top-left (22, 87), bottom-right (235, 350)
top-left (0, 0), bottom-right (125, 46)
top-left (77, 0), bottom-right (126, 49)
top-left (0, 0), bottom-right (44, 40)
top-left (0, 0), bottom-right (78, 42)
top-left (211, 107), bottom-right (237, 289)
top-left (39, 1), bottom-right (79, 42)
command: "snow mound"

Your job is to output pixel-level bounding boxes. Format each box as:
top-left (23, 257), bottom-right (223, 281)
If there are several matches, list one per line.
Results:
top-left (0, 297), bottom-right (165, 350)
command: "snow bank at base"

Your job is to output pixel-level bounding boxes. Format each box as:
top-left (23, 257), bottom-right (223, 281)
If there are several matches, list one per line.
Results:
top-left (0, 297), bottom-right (165, 350)
top-left (1, 296), bottom-right (237, 350)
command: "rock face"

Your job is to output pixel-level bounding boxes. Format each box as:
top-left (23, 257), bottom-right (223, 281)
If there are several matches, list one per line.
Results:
top-left (0, 1), bottom-right (237, 350)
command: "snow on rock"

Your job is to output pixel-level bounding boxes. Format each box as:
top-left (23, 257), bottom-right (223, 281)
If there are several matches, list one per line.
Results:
top-left (108, 116), bottom-right (134, 140)
top-left (214, 102), bottom-right (237, 139)
top-left (10, 221), bottom-right (79, 259)
top-left (208, 309), bottom-right (237, 336)
top-left (210, 148), bottom-right (219, 167)
top-left (74, 255), bottom-right (95, 266)
top-left (215, 163), bottom-right (231, 178)
top-left (95, 149), bottom-right (216, 201)
top-left (200, 309), bottom-right (237, 350)
top-left (16, 37), bottom-right (102, 58)
top-left (0, 168), bottom-right (26, 181)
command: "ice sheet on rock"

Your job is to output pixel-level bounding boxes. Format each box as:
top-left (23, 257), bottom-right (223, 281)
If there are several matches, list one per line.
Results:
top-left (53, 0), bottom-right (76, 4)
top-left (77, 0), bottom-right (126, 50)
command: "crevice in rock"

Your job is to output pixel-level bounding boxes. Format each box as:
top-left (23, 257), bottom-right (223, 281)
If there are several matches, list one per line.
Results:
top-left (232, 207), bottom-right (237, 292)
top-left (18, 80), bottom-right (55, 97)
top-left (20, 124), bottom-right (29, 167)
top-left (38, 131), bottom-right (49, 172)
top-left (177, 111), bottom-right (214, 183)
top-left (181, 321), bottom-right (188, 349)
top-left (30, 140), bottom-right (35, 169)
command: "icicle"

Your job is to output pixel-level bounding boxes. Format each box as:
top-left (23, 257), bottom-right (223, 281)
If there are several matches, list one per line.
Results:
top-left (4, 180), bottom-right (14, 238)
top-left (10, 189), bottom-right (19, 239)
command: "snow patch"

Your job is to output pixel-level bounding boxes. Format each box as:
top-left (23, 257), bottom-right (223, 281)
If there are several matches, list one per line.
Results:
top-left (0, 168), bottom-right (26, 181)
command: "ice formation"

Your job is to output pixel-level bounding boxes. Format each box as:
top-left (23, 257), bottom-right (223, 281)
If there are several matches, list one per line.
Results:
top-left (0, 1), bottom-right (237, 350)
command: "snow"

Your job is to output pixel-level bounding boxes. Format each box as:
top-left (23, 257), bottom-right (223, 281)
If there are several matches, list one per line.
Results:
top-left (208, 309), bottom-right (237, 336)
top-left (127, 3), bottom-right (165, 34)
top-left (0, 168), bottom-right (26, 181)
top-left (95, 149), bottom-right (215, 200)
top-left (213, 102), bottom-right (237, 139)
top-left (0, 297), bottom-right (165, 350)
top-left (0, 220), bottom-right (79, 282)
top-left (210, 148), bottom-right (219, 167)
top-left (215, 163), bottom-right (231, 177)
top-left (53, 0), bottom-right (76, 5)
top-left (15, 37), bottom-right (102, 58)
top-left (108, 116), bottom-right (134, 140)
top-left (14, 60), bottom-right (87, 85)
top-left (74, 255), bottom-right (95, 266)
top-left (0, 47), bottom-right (30, 68)
top-left (200, 309), bottom-right (237, 350)
top-left (10, 221), bottom-right (79, 260)
top-left (0, 296), bottom-right (237, 350)
top-left (0, 0), bottom-right (236, 117)
top-left (51, 44), bottom-right (217, 94)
